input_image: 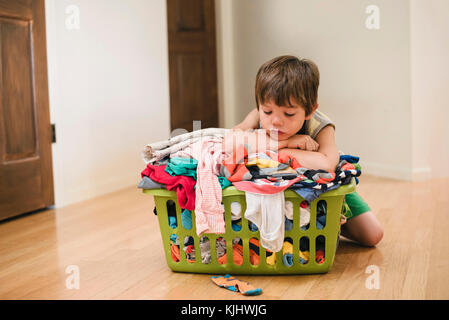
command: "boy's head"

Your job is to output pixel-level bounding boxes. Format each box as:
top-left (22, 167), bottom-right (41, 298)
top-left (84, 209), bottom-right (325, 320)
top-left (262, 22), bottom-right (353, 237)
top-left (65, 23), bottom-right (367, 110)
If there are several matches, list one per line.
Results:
top-left (255, 55), bottom-right (320, 140)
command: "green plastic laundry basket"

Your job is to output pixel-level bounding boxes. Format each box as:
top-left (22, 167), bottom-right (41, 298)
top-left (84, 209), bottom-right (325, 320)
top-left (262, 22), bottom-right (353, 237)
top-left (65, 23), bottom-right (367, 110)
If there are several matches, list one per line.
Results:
top-left (143, 178), bottom-right (356, 275)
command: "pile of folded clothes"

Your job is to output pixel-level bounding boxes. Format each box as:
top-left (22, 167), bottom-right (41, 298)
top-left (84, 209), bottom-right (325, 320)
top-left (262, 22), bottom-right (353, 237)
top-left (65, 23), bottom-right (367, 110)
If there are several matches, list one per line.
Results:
top-left (139, 128), bottom-right (361, 266)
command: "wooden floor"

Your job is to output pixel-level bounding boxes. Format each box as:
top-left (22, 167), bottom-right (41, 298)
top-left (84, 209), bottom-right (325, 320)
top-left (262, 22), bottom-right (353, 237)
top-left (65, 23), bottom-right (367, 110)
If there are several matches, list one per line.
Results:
top-left (1, 175), bottom-right (448, 300)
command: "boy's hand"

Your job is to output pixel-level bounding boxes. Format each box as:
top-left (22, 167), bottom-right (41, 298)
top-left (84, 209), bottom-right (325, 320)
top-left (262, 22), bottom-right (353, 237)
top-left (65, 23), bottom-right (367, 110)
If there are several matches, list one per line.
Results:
top-left (265, 136), bottom-right (288, 151)
top-left (286, 134), bottom-right (319, 151)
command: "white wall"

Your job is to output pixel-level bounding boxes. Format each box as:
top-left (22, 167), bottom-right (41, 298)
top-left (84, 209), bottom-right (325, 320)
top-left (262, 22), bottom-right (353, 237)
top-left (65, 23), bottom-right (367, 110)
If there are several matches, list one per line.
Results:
top-left (228, 0), bottom-right (412, 179)
top-left (45, 0), bottom-right (170, 207)
top-left (410, 0), bottom-right (449, 180)
top-left (215, 0), bottom-right (237, 129)
top-left (43, 0), bottom-right (448, 208)
top-left (218, 0), bottom-right (449, 180)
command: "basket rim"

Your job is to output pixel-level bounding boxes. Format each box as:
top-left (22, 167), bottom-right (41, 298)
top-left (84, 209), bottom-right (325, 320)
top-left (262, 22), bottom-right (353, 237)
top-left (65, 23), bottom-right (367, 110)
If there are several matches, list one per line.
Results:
top-left (142, 177), bottom-right (356, 198)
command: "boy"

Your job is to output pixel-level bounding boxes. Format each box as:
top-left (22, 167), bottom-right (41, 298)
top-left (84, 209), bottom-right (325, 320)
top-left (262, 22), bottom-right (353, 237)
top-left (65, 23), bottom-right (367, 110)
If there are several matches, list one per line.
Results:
top-left (232, 55), bottom-right (383, 247)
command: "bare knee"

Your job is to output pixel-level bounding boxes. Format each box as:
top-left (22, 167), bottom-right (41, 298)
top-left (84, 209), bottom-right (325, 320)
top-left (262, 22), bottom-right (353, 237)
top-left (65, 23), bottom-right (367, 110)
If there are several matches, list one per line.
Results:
top-left (361, 226), bottom-right (384, 247)
top-left (341, 212), bottom-right (384, 247)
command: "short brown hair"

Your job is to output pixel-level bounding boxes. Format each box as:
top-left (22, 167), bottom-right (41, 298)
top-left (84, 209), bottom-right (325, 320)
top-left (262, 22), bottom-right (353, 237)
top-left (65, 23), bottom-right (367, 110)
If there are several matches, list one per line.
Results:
top-left (255, 55), bottom-right (320, 116)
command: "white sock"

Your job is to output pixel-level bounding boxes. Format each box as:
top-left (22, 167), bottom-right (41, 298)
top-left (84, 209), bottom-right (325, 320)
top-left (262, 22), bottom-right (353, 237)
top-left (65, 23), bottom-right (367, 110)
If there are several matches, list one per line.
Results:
top-left (231, 202), bottom-right (242, 220)
top-left (244, 192), bottom-right (285, 252)
top-left (285, 200), bottom-right (293, 220)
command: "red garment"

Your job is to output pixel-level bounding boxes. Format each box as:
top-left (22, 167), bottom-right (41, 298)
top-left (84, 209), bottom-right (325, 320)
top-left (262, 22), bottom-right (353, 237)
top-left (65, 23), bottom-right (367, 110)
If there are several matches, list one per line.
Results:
top-left (171, 244), bottom-right (180, 262)
top-left (277, 153), bottom-right (302, 169)
top-left (316, 172), bottom-right (336, 184)
top-left (341, 163), bottom-right (355, 171)
top-left (218, 243), bottom-right (244, 266)
top-left (316, 250), bottom-right (325, 264)
top-left (217, 239), bottom-right (262, 266)
top-left (141, 164), bottom-right (196, 210)
top-left (300, 200), bottom-right (309, 209)
top-left (221, 144), bottom-right (251, 182)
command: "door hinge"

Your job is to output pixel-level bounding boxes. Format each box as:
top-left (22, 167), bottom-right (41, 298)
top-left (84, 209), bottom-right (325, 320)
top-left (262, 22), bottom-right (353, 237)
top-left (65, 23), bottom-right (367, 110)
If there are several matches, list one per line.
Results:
top-left (51, 124), bottom-right (56, 143)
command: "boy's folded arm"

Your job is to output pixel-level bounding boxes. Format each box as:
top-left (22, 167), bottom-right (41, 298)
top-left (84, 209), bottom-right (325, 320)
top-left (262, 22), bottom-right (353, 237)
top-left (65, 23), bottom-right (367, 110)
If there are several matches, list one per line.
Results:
top-left (224, 124), bottom-right (339, 172)
top-left (280, 125), bottom-right (339, 172)
top-left (232, 108), bottom-right (259, 130)
top-left (278, 148), bottom-right (336, 172)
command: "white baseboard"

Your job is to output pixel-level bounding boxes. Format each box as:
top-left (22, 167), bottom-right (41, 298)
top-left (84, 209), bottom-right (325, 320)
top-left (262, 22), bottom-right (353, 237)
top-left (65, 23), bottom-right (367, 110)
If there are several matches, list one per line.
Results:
top-left (53, 174), bottom-right (139, 208)
top-left (411, 167), bottom-right (433, 181)
top-left (361, 162), bottom-right (432, 181)
top-left (362, 162), bottom-right (412, 180)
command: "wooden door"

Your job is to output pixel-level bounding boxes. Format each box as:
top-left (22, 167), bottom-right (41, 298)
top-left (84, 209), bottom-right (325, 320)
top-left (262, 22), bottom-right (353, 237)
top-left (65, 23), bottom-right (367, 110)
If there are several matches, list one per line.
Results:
top-left (0, 0), bottom-right (54, 221)
top-left (167, 0), bottom-right (219, 132)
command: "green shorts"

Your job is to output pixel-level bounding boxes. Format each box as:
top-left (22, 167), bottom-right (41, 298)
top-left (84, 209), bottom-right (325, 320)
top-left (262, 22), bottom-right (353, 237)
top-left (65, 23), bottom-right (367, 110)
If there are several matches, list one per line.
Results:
top-left (342, 192), bottom-right (371, 220)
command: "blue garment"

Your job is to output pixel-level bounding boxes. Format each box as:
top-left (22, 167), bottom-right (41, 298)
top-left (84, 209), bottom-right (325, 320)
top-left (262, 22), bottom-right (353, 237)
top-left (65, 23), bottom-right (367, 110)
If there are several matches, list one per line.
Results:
top-left (184, 236), bottom-right (194, 246)
top-left (283, 253), bottom-right (293, 267)
top-left (218, 176), bottom-right (232, 189)
top-left (249, 222), bottom-right (258, 232)
top-left (285, 217), bottom-right (293, 231)
top-left (170, 234), bottom-right (178, 244)
top-left (232, 221), bottom-right (242, 232)
top-left (292, 179), bottom-right (317, 187)
top-left (316, 215), bottom-right (326, 230)
top-left (290, 183), bottom-right (339, 202)
top-left (168, 216), bottom-right (177, 229)
top-left (339, 154), bottom-right (359, 163)
top-left (181, 209), bottom-right (193, 230)
top-left (299, 257), bottom-right (308, 264)
top-left (165, 157), bottom-right (198, 180)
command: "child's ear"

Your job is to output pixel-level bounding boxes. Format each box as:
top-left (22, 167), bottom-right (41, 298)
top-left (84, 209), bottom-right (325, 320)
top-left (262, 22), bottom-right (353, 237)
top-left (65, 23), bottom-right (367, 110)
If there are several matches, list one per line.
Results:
top-left (305, 103), bottom-right (319, 120)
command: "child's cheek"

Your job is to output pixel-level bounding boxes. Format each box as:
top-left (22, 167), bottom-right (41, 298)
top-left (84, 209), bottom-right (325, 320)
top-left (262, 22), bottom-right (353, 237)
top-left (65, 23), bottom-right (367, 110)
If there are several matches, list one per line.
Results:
top-left (259, 116), bottom-right (269, 130)
top-left (290, 117), bottom-right (305, 134)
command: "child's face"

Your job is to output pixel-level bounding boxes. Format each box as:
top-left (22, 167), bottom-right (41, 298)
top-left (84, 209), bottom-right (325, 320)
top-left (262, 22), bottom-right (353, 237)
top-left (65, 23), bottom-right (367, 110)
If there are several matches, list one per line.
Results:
top-left (259, 99), bottom-right (314, 141)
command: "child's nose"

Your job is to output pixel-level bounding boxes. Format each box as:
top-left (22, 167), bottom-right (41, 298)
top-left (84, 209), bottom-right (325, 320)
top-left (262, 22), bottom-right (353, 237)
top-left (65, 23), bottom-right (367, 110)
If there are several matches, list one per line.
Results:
top-left (272, 115), bottom-right (283, 127)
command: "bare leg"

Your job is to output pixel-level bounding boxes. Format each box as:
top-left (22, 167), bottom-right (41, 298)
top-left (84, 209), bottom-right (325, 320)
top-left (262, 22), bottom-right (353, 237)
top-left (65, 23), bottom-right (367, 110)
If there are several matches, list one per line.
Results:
top-left (340, 211), bottom-right (383, 247)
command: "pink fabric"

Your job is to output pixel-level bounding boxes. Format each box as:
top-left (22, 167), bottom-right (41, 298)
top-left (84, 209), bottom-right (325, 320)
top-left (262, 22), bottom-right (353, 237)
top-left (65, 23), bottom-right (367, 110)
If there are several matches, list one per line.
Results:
top-left (172, 137), bottom-right (229, 236)
top-left (232, 176), bottom-right (303, 195)
top-left (141, 164), bottom-right (196, 210)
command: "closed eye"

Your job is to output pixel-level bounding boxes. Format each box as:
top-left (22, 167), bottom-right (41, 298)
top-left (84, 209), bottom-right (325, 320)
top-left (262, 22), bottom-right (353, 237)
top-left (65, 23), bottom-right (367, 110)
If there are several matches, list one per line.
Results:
top-left (263, 111), bottom-right (272, 115)
top-left (284, 113), bottom-right (296, 117)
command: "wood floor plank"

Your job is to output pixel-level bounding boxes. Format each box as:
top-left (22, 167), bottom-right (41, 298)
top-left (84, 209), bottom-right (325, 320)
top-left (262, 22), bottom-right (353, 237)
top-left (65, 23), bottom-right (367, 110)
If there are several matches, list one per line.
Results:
top-left (1, 175), bottom-right (448, 299)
